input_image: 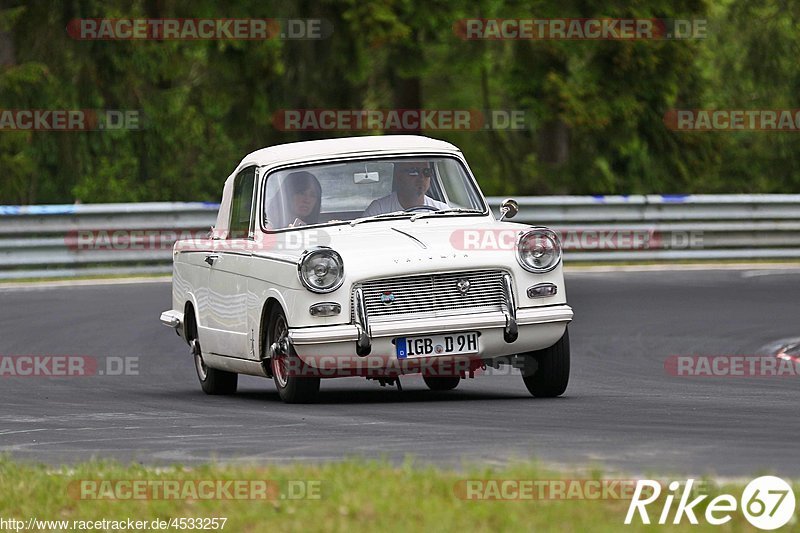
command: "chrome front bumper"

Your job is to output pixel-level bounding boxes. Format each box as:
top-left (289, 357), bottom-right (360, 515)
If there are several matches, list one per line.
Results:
top-left (288, 304), bottom-right (573, 346)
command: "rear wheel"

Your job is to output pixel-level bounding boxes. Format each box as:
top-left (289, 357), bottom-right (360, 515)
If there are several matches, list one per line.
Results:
top-left (521, 328), bottom-right (570, 398)
top-left (187, 310), bottom-right (237, 395)
top-left (268, 307), bottom-right (320, 403)
top-left (423, 375), bottom-right (461, 391)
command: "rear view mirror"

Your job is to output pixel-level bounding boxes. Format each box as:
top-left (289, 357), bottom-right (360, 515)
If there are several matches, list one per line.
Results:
top-left (354, 171), bottom-right (380, 184)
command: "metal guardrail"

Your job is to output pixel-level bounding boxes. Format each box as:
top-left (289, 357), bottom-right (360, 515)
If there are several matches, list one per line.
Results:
top-left (499, 194), bottom-right (800, 262)
top-left (1, 195), bottom-right (800, 279)
top-left (0, 203), bottom-right (218, 279)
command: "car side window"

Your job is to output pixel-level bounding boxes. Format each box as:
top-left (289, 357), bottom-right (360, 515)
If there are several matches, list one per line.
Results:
top-left (228, 166), bottom-right (256, 239)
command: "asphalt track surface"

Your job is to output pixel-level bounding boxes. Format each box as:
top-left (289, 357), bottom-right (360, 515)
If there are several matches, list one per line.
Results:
top-left (1, 268), bottom-right (798, 476)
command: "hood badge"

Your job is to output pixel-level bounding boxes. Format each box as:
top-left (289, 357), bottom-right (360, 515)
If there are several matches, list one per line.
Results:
top-left (380, 291), bottom-right (396, 305)
top-left (456, 278), bottom-right (471, 295)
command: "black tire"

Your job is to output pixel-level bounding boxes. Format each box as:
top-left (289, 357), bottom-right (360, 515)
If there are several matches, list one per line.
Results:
top-left (268, 307), bottom-right (320, 404)
top-left (187, 310), bottom-right (238, 395)
top-left (423, 375), bottom-right (461, 391)
top-left (521, 328), bottom-right (570, 398)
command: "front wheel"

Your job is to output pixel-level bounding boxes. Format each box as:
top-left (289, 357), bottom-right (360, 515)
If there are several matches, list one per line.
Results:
top-left (521, 328), bottom-right (570, 398)
top-left (187, 312), bottom-right (237, 395)
top-left (268, 307), bottom-right (320, 403)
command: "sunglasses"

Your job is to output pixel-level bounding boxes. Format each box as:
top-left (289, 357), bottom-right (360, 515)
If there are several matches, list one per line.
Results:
top-left (401, 167), bottom-right (433, 177)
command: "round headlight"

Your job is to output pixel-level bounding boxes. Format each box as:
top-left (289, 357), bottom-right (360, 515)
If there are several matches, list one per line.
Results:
top-left (516, 228), bottom-right (562, 273)
top-left (298, 247), bottom-right (344, 293)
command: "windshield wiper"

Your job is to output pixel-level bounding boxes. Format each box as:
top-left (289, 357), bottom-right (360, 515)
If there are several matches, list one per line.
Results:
top-left (410, 208), bottom-right (483, 221)
top-left (350, 210), bottom-right (412, 226)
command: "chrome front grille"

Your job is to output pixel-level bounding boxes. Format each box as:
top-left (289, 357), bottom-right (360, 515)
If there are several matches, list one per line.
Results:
top-left (353, 270), bottom-right (507, 322)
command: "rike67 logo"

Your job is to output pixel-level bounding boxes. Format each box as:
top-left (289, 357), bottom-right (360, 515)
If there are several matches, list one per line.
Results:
top-left (625, 476), bottom-right (796, 530)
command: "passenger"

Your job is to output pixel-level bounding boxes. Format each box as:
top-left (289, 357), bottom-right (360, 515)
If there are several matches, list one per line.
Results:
top-left (362, 162), bottom-right (448, 217)
top-left (267, 171), bottom-right (321, 228)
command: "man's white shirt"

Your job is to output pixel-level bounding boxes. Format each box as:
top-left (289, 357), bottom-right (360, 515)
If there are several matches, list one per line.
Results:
top-left (362, 192), bottom-right (449, 217)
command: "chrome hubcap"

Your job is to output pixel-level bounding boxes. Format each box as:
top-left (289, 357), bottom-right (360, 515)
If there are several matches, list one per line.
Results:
top-left (271, 316), bottom-right (289, 388)
top-left (191, 339), bottom-right (208, 381)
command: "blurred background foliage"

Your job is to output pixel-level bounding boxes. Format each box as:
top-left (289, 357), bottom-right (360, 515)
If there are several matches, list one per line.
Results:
top-left (1, 0), bottom-right (799, 204)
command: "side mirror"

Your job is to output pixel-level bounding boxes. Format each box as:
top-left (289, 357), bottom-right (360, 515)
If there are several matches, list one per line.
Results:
top-left (499, 198), bottom-right (518, 221)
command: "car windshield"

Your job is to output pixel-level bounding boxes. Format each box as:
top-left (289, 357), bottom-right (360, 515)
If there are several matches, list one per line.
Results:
top-left (262, 156), bottom-right (485, 230)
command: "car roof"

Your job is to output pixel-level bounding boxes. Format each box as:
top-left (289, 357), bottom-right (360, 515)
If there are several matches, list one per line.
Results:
top-left (238, 135), bottom-right (461, 169)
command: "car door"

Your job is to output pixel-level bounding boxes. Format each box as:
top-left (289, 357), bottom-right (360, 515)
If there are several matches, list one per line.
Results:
top-left (204, 165), bottom-right (256, 358)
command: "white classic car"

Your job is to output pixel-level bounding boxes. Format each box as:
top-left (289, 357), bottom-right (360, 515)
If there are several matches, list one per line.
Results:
top-left (160, 135), bottom-right (573, 403)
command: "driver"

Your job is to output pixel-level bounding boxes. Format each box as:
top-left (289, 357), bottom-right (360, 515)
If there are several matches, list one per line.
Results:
top-left (362, 161), bottom-right (448, 217)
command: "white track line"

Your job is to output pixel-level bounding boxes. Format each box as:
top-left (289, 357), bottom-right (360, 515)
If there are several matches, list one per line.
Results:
top-left (565, 262), bottom-right (800, 273)
top-left (0, 277), bottom-right (171, 291)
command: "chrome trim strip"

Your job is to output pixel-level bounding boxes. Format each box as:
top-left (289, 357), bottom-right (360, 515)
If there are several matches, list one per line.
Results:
top-left (371, 313), bottom-right (506, 337)
top-left (250, 253), bottom-right (297, 264)
top-left (175, 250), bottom-right (297, 265)
top-left (516, 305), bottom-right (573, 325)
top-left (288, 325), bottom-right (359, 344)
top-left (202, 353), bottom-right (269, 377)
top-left (390, 227), bottom-right (428, 249)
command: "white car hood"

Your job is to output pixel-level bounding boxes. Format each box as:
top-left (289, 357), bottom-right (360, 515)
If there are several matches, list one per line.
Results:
top-left (255, 216), bottom-right (534, 279)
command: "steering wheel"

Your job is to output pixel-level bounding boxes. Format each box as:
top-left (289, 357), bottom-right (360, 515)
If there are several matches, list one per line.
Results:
top-left (403, 205), bottom-right (439, 213)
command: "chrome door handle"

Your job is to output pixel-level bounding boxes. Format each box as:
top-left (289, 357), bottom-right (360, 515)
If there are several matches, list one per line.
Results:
top-left (204, 254), bottom-right (219, 266)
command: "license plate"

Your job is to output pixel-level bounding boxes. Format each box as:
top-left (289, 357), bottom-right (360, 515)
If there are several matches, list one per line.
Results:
top-left (396, 332), bottom-right (479, 359)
